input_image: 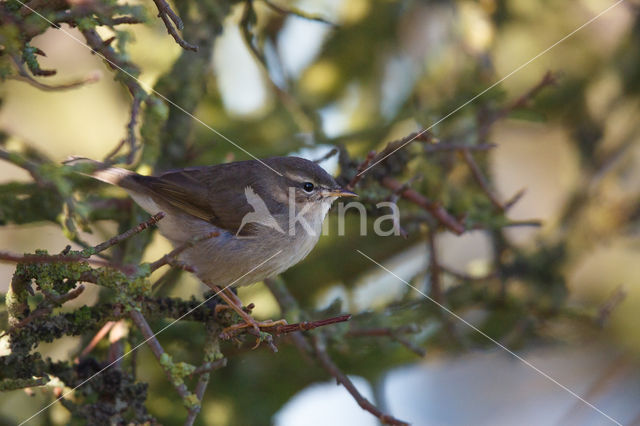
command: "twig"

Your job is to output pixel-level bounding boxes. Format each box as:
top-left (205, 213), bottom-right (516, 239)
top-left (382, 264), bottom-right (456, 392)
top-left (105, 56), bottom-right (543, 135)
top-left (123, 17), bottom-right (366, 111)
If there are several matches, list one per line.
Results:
top-left (152, 0), bottom-right (198, 51)
top-left (596, 285), bottom-right (627, 327)
top-left (427, 231), bottom-right (461, 344)
top-left (346, 151), bottom-right (376, 190)
top-left (503, 188), bottom-right (526, 210)
top-left (184, 321), bottom-right (223, 426)
top-left (424, 142), bottom-right (496, 153)
top-left (189, 359), bottom-right (228, 377)
top-left (10, 54), bottom-right (100, 91)
top-left (346, 325), bottom-right (425, 357)
top-left (129, 310), bottom-right (198, 416)
top-left (105, 92), bottom-right (143, 163)
top-left (261, 314), bottom-right (352, 336)
top-left (108, 320), bottom-right (128, 368)
top-left (427, 231), bottom-right (442, 303)
top-left (356, 131), bottom-right (433, 181)
top-left (4, 307), bottom-right (51, 334)
top-left (0, 146), bottom-right (47, 184)
top-left (0, 251), bottom-right (127, 272)
top-left (79, 321), bottom-right (117, 357)
top-left (265, 281), bottom-right (405, 424)
top-left (90, 212), bottom-right (165, 255)
top-left (477, 71), bottom-right (557, 139)
top-left (239, 1), bottom-right (317, 133)
top-left (312, 336), bottom-right (408, 426)
top-left (262, 0), bottom-right (336, 26)
top-left (381, 176), bottom-right (465, 235)
top-left (314, 148), bottom-right (339, 164)
top-left (41, 284), bottom-right (85, 305)
top-left (500, 220), bottom-right (543, 228)
top-left (460, 148), bottom-right (504, 211)
top-left (557, 353), bottom-right (631, 425)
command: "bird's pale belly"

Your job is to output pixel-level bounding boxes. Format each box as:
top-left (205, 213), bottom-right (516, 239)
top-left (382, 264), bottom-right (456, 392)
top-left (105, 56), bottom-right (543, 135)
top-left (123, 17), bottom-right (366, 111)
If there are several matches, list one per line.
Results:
top-left (154, 210), bottom-right (323, 288)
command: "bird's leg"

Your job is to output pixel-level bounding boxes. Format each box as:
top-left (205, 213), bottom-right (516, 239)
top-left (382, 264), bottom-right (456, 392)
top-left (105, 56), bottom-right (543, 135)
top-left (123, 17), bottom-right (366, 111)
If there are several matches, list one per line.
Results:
top-left (211, 285), bottom-right (287, 349)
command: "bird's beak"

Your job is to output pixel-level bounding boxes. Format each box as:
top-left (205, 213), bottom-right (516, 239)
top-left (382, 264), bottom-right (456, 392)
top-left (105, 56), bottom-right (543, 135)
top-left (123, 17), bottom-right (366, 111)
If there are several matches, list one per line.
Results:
top-left (323, 188), bottom-right (358, 198)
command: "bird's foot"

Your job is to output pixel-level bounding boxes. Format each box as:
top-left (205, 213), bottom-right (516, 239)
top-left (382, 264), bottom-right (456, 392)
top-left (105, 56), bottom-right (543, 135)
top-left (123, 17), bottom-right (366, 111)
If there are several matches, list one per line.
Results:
top-left (211, 285), bottom-right (286, 351)
top-left (220, 318), bottom-right (288, 351)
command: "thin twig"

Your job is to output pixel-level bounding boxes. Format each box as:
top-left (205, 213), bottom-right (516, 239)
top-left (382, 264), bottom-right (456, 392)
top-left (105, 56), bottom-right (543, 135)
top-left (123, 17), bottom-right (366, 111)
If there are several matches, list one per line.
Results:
top-left (427, 231), bottom-right (442, 303)
top-left (460, 148), bottom-right (504, 211)
top-left (596, 285), bottom-right (627, 327)
top-left (504, 188), bottom-right (527, 210)
top-left (424, 142), bottom-right (496, 153)
top-left (346, 325), bottom-right (425, 357)
top-left (189, 359), bottom-right (228, 377)
top-left (262, 0), bottom-right (336, 26)
top-left (129, 310), bottom-right (198, 415)
top-left (152, 0), bottom-right (198, 51)
top-left (91, 212), bottom-right (165, 255)
top-left (41, 284), bottom-right (85, 305)
top-left (381, 176), bottom-right (465, 235)
top-left (79, 321), bottom-right (117, 357)
top-left (314, 148), bottom-right (339, 164)
top-left (261, 314), bottom-right (352, 336)
top-left (0, 251), bottom-right (128, 272)
top-left (312, 336), bottom-right (408, 426)
top-left (477, 70), bottom-right (557, 139)
top-left (10, 54), bottom-right (101, 91)
top-left (346, 151), bottom-right (376, 190)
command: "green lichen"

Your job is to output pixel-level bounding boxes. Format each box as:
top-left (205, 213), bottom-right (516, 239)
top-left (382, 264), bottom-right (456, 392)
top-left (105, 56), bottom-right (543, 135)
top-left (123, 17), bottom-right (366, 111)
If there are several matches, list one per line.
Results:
top-left (0, 376), bottom-right (47, 391)
top-left (159, 352), bottom-right (196, 387)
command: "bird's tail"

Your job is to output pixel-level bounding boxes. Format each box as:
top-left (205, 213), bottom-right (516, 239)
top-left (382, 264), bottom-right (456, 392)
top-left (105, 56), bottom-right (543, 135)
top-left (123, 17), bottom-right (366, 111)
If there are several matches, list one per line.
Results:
top-left (63, 156), bottom-right (135, 187)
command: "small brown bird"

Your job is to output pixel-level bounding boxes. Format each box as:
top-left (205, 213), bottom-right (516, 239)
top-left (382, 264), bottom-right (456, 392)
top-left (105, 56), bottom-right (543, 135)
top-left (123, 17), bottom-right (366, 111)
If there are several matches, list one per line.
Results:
top-left (66, 156), bottom-right (356, 334)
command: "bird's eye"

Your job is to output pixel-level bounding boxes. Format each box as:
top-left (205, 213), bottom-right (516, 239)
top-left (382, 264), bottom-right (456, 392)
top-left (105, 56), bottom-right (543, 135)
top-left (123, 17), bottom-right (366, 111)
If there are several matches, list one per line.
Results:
top-left (302, 182), bottom-right (315, 192)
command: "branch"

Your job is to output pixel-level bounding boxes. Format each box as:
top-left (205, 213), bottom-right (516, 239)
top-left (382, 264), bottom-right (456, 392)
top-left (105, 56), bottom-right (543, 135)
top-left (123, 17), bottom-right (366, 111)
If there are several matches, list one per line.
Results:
top-left (381, 176), bottom-right (465, 235)
top-left (259, 314), bottom-right (351, 336)
top-left (346, 325), bottom-right (425, 357)
top-left (265, 278), bottom-right (405, 424)
top-left (129, 310), bottom-right (199, 417)
top-left (596, 285), bottom-right (627, 327)
top-left (460, 148), bottom-right (505, 211)
top-left (152, 0), bottom-right (198, 51)
top-left (346, 150), bottom-right (376, 190)
top-left (312, 336), bottom-right (409, 426)
top-left (477, 71), bottom-right (557, 139)
top-left (104, 92), bottom-right (143, 164)
top-left (262, 0), bottom-right (336, 26)
top-left (89, 212), bottom-right (165, 255)
top-left (10, 54), bottom-right (101, 91)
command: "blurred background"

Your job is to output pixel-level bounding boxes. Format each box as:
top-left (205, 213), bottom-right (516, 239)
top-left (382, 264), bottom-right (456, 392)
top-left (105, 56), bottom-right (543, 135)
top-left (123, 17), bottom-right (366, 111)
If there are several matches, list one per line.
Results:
top-left (1, 0), bottom-right (640, 424)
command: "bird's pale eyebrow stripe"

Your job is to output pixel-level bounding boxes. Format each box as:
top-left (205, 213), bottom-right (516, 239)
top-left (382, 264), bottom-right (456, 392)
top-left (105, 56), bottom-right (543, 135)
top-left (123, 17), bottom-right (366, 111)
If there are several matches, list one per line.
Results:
top-left (283, 172), bottom-right (312, 183)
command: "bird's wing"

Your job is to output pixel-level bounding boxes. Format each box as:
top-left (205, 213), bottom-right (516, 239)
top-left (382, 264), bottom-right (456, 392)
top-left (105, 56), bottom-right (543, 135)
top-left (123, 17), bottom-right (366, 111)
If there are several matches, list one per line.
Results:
top-left (132, 164), bottom-right (258, 235)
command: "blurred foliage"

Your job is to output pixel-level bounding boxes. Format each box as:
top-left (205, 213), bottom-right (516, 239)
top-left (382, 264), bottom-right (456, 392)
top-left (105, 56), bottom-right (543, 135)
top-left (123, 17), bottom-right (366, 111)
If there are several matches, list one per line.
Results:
top-left (1, 0), bottom-right (640, 425)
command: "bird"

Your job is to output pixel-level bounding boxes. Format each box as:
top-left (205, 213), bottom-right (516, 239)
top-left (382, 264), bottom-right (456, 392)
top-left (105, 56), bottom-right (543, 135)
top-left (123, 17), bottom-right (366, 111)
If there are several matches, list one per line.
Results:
top-left (65, 156), bottom-right (357, 339)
